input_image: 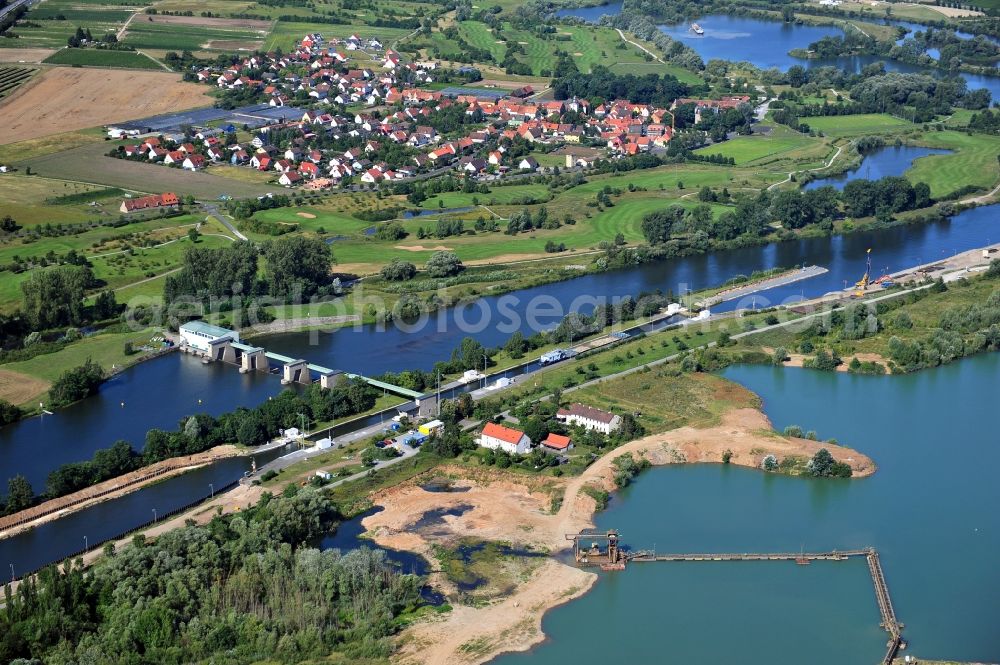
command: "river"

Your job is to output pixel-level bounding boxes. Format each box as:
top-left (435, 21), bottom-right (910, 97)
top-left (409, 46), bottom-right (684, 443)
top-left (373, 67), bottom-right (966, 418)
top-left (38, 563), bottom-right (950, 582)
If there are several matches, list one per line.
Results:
top-left (804, 144), bottom-right (951, 190)
top-left (3, 201), bottom-right (998, 580)
top-left (557, 5), bottom-right (1000, 101)
top-left (2, 204), bottom-right (999, 493)
top-left (492, 352), bottom-right (1000, 664)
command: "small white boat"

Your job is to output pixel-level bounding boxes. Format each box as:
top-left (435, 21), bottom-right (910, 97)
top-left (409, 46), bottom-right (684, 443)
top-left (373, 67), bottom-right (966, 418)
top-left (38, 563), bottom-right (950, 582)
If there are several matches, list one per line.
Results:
top-left (691, 23), bottom-right (705, 35)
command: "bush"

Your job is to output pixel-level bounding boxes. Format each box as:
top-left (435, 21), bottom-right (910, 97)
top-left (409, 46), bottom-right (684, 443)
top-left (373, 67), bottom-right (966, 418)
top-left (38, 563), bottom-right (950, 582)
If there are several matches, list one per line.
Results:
top-left (380, 258), bottom-right (417, 281)
top-left (808, 448), bottom-right (852, 478)
top-left (425, 251), bottom-right (464, 278)
top-left (48, 358), bottom-right (105, 407)
top-left (0, 399), bottom-right (22, 426)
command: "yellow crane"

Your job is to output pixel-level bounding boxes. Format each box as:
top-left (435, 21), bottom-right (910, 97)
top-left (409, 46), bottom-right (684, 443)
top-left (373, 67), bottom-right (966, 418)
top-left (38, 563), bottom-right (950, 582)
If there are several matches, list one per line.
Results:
top-left (854, 248), bottom-right (872, 297)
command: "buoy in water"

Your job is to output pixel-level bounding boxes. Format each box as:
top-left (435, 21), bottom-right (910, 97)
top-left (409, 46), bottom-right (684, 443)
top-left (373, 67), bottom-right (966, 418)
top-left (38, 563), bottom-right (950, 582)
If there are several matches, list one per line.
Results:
top-left (120, 401), bottom-right (124, 407)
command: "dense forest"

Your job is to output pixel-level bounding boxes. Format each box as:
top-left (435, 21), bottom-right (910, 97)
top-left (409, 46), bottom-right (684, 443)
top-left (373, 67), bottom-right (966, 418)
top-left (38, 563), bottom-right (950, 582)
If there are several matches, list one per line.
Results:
top-left (0, 487), bottom-right (425, 663)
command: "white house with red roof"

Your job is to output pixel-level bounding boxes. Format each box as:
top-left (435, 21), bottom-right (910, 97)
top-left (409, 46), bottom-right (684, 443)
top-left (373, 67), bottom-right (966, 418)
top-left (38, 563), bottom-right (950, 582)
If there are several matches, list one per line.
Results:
top-left (556, 403), bottom-right (622, 434)
top-left (479, 422), bottom-right (531, 455)
top-left (182, 155), bottom-right (206, 171)
top-left (279, 171), bottom-right (303, 186)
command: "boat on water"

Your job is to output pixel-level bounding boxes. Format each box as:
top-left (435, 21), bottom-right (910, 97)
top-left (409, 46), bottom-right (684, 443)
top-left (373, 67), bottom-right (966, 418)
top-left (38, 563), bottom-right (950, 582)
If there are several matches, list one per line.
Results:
top-left (691, 23), bottom-right (704, 35)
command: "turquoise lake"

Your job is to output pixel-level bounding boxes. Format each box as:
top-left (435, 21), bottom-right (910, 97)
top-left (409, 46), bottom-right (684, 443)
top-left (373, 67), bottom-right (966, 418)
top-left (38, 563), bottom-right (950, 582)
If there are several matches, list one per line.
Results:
top-left (493, 353), bottom-right (1000, 663)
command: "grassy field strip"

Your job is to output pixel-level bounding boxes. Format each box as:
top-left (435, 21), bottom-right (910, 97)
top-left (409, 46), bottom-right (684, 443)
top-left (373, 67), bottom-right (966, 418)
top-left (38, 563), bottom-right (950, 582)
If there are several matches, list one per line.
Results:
top-left (42, 48), bottom-right (164, 69)
top-left (803, 113), bottom-right (916, 137)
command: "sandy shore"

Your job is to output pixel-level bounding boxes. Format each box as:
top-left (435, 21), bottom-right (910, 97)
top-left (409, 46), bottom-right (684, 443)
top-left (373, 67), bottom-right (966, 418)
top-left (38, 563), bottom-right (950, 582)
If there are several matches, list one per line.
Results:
top-left (362, 407), bottom-right (874, 665)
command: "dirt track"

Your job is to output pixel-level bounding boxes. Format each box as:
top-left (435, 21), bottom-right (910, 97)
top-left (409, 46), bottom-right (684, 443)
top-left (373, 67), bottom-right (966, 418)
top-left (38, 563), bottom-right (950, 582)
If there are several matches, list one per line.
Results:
top-left (0, 67), bottom-right (212, 144)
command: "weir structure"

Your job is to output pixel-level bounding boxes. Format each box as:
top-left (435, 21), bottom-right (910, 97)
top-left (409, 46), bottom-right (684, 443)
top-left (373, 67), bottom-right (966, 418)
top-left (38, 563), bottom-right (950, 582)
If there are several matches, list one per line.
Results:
top-left (566, 534), bottom-right (906, 663)
top-left (186, 335), bottom-right (423, 400)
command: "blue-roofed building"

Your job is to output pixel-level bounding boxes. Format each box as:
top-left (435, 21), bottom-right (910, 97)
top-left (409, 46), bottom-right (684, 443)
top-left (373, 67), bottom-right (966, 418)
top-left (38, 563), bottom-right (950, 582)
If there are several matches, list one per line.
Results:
top-left (179, 321), bottom-right (241, 352)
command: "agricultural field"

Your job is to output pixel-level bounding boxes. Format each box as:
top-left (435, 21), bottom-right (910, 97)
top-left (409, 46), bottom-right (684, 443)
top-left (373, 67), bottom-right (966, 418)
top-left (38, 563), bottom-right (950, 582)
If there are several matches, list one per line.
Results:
top-left (4, 0), bottom-right (147, 49)
top-left (0, 129), bottom-right (105, 164)
top-left (0, 173), bottom-right (130, 227)
top-left (0, 68), bottom-right (211, 144)
top-left (122, 15), bottom-right (269, 51)
top-left (0, 65), bottom-right (35, 100)
top-left (239, 155), bottom-right (799, 273)
top-left (803, 114), bottom-right (916, 138)
top-left (264, 18), bottom-right (412, 51)
top-left (0, 48), bottom-right (56, 62)
top-left (42, 48), bottom-right (163, 69)
top-left (22, 143), bottom-right (275, 199)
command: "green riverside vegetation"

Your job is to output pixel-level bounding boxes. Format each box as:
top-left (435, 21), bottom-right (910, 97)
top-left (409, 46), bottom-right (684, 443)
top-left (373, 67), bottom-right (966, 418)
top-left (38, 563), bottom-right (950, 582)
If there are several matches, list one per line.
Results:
top-left (0, 487), bottom-right (428, 663)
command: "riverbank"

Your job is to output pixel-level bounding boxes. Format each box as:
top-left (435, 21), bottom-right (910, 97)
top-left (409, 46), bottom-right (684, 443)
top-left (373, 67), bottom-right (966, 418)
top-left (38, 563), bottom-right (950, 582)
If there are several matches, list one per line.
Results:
top-left (0, 444), bottom-right (241, 540)
top-left (362, 404), bottom-right (873, 664)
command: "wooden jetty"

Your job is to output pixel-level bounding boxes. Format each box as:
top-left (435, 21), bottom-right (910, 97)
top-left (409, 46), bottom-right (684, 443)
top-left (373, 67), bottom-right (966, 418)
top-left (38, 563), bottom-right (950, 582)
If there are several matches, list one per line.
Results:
top-left (568, 536), bottom-right (907, 664)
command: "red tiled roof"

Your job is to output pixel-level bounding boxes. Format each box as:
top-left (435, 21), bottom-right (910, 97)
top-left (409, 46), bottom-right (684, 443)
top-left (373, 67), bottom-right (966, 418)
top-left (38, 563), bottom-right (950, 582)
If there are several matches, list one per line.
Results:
top-left (542, 433), bottom-right (571, 450)
top-left (482, 422), bottom-right (525, 444)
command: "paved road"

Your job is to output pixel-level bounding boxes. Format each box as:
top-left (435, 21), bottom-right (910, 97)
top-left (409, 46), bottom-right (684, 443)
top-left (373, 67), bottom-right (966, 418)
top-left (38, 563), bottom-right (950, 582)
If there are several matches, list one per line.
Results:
top-left (203, 204), bottom-right (248, 241)
top-left (0, 0), bottom-right (34, 21)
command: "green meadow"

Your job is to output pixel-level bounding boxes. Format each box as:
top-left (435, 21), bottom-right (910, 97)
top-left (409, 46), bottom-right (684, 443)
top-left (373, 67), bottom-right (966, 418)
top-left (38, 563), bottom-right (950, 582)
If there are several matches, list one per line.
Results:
top-left (803, 114), bottom-right (916, 138)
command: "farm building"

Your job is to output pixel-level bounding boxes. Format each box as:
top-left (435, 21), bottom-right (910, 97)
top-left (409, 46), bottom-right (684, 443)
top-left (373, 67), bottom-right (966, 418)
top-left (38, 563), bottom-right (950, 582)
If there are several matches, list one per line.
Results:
top-left (479, 422), bottom-right (531, 455)
top-left (178, 320), bottom-right (240, 352)
top-left (556, 403), bottom-right (622, 434)
top-left (120, 192), bottom-right (180, 214)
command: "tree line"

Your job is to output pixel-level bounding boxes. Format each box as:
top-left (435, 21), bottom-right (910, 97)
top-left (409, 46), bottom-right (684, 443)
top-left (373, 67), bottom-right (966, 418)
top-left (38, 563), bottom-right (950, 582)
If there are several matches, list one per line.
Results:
top-left (163, 236), bottom-right (333, 306)
top-left (640, 175), bottom-right (934, 248)
top-left (552, 65), bottom-right (692, 106)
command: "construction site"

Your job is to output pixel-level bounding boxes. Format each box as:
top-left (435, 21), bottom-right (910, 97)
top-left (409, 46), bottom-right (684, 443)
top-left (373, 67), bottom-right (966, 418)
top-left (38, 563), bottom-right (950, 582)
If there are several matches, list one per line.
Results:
top-left (566, 530), bottom-right (906, 665)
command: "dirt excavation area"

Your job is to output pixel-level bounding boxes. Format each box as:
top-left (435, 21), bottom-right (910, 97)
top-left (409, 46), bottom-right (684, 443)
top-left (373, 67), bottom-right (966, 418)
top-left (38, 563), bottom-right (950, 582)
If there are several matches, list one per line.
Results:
top-left (364, 408), bottom-right (874, 665)
top-left (0, 68), bottom-right (212, 144)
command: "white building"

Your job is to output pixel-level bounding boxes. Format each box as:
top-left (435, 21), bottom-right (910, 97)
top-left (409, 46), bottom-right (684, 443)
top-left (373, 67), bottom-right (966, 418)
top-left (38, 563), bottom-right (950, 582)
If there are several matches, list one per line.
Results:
top-left (178, 321), bottom-right (240, 352)
top-left (556, 403), bottom-right (622, 434)
top-left (479, 422), bottom-right (531, 455)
